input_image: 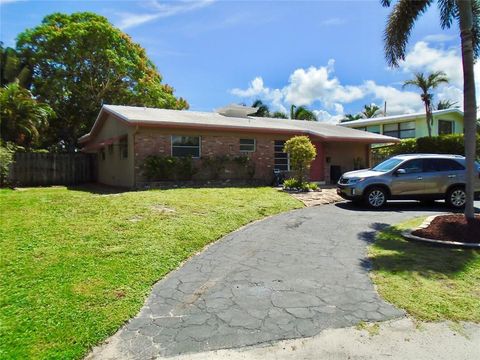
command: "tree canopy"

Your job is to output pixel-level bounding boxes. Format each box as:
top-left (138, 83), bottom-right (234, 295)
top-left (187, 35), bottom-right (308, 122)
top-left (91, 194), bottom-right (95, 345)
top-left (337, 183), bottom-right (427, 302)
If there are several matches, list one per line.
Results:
top-left (16, 12), bottom-right (188, 150)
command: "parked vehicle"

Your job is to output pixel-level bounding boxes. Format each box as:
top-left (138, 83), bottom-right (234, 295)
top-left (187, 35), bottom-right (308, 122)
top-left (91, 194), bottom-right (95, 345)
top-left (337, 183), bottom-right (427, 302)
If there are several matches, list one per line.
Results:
top-left (337, 154), bottom-right (480, 208)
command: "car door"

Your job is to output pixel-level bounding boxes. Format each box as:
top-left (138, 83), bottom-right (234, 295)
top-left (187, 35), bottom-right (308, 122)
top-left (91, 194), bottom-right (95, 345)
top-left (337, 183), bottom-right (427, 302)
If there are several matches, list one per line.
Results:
top-left (423, 158), bottom-right (465, 194)
top-left (390, 159), bottom-right (425, 196)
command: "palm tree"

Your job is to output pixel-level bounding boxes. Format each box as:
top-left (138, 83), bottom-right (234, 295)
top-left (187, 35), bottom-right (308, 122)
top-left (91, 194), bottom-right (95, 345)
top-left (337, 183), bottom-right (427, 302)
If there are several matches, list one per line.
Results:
top-left (362, 104), bottom-right (381, 118)
top-left (341, 114), bottom-right (362, 122)
top-left (290, 105), bottom-right (317, 121)
top-left (435, 99), bottom-right (459, 110)
top-left (0, 82), bottom-right (54, 147)
top-left (382, 0), bottom-right (478, 219)
top-left (403, 71), bottom-right (449, 137)
top-left (252, 99), bottom-right (270, 117)
top-left (271, 111), bottom-right (288, 119)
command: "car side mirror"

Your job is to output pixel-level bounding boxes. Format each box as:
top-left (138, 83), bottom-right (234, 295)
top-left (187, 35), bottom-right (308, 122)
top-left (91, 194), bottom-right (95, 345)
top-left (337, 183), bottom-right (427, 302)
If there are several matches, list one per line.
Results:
top-left (395, 168), bottom-right (406, 176)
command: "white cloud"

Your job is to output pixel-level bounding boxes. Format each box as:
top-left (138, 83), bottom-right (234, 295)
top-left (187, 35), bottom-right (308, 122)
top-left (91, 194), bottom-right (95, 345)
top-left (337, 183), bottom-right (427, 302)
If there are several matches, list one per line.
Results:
top-left (116, 0), bottom-right (214, 30)
top-left (400, 41), bottom-right (463, 87)
top-left (363, 81), bottom-right (422, 114)
top-left (422, 34), bottom-right (456, 43)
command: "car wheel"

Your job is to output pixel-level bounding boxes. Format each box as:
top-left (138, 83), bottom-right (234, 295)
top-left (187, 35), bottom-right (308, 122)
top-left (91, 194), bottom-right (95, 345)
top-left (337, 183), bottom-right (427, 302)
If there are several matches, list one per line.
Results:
top-left (365, 187), bottom-right (387, 208)
top-left (446, 187), bottom-right (466, 209)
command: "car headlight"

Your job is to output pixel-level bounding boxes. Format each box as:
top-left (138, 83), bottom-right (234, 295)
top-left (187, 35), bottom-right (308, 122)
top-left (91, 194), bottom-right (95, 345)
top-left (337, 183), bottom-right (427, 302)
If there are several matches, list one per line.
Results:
top-left (347, 177), bottom-right (366, 184)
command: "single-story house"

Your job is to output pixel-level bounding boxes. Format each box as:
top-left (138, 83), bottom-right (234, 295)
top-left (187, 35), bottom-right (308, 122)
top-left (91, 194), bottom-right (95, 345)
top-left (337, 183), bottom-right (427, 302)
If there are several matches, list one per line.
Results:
top-left (79, 104), bottom-right (398, 188)
top-left (339, 108), bottom-right (464, 139)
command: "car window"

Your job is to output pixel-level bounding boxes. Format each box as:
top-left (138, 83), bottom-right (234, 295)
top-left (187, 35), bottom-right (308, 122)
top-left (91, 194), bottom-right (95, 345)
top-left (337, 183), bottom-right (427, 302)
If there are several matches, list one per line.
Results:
top-left (399, 159), bottom-right (423, 174)
top-left (372, 158), bottom-right (403, 172)
top-left (436, 159), bottom-right (464, 171)
top-left (424, 159), bottom-right (465, 172)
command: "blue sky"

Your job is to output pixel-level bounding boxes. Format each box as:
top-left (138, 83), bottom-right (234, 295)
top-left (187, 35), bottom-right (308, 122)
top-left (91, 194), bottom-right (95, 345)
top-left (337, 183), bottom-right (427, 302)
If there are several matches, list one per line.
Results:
top-left (0, 0), bottom-right (473, 122)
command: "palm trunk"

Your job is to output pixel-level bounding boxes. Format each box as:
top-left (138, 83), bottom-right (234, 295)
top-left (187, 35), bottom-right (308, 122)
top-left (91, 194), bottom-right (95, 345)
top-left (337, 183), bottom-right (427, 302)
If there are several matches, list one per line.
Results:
top-left (457, 0), bottom-right (477, 220)
top-left (424, 100), bottom-right (432, 137)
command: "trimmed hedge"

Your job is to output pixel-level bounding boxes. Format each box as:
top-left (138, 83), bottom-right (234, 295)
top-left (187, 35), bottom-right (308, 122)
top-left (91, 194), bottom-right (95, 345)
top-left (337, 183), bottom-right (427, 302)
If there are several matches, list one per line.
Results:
top-left (374, 134), bottom-right (480, 160)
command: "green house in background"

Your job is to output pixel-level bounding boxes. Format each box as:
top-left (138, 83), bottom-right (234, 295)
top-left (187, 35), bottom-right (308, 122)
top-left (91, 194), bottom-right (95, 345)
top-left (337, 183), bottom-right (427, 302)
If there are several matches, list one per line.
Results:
top-left (339, 109), bottom-right (464, 139)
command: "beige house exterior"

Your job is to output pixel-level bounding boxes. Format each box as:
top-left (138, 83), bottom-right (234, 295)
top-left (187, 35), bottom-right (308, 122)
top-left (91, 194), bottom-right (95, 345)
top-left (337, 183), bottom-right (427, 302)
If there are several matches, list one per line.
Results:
top-left (79, 105), bottom-right (398, 188)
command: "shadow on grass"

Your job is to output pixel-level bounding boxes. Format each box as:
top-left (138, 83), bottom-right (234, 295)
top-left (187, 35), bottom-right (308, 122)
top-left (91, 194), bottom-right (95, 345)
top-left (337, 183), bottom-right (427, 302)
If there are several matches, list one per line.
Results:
top-left (66, 183), bottom-right (131, 195)
top-left (362, 223), bottom-right (479, 276)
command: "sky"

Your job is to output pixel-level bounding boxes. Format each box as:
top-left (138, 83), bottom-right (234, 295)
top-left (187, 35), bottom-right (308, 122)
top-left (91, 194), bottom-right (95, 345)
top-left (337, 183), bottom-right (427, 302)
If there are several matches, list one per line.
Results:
top-left (0, 0), bottom-right (475, 123)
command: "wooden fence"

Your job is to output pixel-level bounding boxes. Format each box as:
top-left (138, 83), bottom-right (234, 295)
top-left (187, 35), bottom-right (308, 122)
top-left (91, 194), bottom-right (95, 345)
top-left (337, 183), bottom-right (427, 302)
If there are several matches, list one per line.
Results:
top-left (9, 152), bottom-right (97, 186)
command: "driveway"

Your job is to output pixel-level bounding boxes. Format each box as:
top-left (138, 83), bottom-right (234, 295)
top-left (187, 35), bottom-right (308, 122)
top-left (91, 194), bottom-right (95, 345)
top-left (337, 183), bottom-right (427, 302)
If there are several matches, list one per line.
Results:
top-left (89, 201), bottom-right (479, 359)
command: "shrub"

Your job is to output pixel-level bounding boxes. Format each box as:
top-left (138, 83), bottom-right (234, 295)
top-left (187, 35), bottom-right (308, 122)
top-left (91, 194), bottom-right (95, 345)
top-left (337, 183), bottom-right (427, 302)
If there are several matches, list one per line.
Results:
top-left (201, 155), bottom-right (230, 180)
top-left (143, 155), bottom-right (196, 181)
top-left (0, 142), bottom-right (15, 187)
top-left (283, 136), bottom-right (317, 185)
top-left (373, 134), bottom-right (480, 162)
top-left (283, 178), bottom-right (318, 192)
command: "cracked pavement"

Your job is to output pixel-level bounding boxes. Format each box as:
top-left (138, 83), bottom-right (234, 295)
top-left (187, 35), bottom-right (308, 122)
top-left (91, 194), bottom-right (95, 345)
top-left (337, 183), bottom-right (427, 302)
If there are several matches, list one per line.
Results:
top-left (88, 201), bottom-right (454, 359)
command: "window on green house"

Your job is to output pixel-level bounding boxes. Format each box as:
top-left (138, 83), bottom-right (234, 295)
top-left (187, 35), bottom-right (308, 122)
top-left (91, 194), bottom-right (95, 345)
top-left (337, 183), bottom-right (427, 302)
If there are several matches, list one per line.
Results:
top-left (366, 125), bottom-right (380, 134)
top-left (438, 120), bottom-right (454, 135)
top-left (383, 122), bottom-right (415, 139)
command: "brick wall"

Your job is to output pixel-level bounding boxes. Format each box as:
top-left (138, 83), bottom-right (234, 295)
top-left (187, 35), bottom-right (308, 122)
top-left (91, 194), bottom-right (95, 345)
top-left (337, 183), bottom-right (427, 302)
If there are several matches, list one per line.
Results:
top-left (134, 130), bottom-right (278, 184)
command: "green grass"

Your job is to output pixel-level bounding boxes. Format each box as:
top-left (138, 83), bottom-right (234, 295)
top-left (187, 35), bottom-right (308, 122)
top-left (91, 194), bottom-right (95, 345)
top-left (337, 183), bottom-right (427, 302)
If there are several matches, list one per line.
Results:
top-left (0, 186), bottom-right (301, 359)
top-left (369, 218), bottom-right (480, 322)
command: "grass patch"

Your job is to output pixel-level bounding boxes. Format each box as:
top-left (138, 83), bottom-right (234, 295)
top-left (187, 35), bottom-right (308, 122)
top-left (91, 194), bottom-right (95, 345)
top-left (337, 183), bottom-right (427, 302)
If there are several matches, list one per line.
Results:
top-left (356, 321), bottom-right (380, 336)
top-left (0, 186), bottom-right (301, 359)
top-left (369, 217), bottom-right (480, 323)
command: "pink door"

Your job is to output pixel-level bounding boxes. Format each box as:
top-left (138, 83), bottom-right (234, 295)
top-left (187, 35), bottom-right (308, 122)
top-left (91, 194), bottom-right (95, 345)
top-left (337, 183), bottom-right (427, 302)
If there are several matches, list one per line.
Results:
top-left (309, 141), bottom-right (325, 181)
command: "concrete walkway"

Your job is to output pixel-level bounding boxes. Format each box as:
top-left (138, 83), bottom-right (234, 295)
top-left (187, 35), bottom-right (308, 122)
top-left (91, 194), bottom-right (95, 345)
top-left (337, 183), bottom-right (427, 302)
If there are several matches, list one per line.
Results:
top-left (88, 202), bottom-right (471, 359)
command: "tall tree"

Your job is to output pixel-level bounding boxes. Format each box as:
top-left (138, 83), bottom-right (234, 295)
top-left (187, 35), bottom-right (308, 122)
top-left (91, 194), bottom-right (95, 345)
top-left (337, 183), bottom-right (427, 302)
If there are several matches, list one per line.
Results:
top-left (290, 105), bottom-right (317, 121)
top-left (341, 113), bottom-right (363, 122)
top-left (0, 43), bottom-right (31, 88)
top-left (403, 71), bottom-right (449, 137)
top-left (382, 0), bottom-right (479, 219)
top-left (0, 82), bottom-right (54, 147)
top-left (252, 99), bottom-right (270, 117)
top-left (271, 111), bottom-right (288, 119)
top-left (16, 12), bottom-right (188, 150)
top-left (362, 104), bottom-right (381, 118)
top-left (435, 99), bottom-right (459, 110)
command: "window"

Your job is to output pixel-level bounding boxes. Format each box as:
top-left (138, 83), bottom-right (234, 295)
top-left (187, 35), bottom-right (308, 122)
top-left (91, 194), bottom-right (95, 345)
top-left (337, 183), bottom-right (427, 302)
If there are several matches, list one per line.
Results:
top-left (438, 120), bottom-right (454, 135)
top-left (240, 138), bottom-right (255, 152)
top-left (367, 125), bottom-right (380, 134)
top-left (171, 136), bottom-right (200, 157)
top-left (119, 137), bottom-right (128, 159)
top-left (399, 159), bottom-right (423, 174)
top-left (383, 122), bottom-right (415, 139)
top-left (355, 127), bottom-right (367, 131)
top-left (424, 159), bottom-right (464, 172)
top-left (274, 140), bottom-right (290, 171)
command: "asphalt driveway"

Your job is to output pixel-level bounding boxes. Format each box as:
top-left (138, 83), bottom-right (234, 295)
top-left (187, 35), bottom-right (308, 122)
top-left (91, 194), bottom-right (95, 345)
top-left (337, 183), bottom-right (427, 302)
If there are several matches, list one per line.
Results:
top-left (89, 201), bottom-right (479, 359)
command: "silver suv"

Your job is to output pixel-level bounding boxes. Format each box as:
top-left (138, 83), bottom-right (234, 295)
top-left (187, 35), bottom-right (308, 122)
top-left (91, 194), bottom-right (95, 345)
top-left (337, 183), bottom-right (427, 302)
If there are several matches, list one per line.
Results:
top-left (337, 154), bottom-right (480, 208)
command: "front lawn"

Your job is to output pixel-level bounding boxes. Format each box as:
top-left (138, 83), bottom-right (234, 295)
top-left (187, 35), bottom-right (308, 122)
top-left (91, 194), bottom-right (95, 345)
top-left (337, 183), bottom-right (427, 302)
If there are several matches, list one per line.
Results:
top-left (369, 218), bottom-right (480, 322)
top-left (0, 186), bottom-right (301, 359)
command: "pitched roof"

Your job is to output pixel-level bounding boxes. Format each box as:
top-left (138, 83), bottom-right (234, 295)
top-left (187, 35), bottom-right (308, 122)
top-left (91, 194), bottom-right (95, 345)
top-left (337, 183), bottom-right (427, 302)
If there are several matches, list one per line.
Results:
top-left (339, 108), bottom-right (463, 127)
top-left (79, 105), bottom-right (400, 144)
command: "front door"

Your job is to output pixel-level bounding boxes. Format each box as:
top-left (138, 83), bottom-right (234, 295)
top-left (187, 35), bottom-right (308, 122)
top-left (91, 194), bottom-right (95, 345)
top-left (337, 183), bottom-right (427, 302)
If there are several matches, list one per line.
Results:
top-left (309, 142), bottom-right (325, 181)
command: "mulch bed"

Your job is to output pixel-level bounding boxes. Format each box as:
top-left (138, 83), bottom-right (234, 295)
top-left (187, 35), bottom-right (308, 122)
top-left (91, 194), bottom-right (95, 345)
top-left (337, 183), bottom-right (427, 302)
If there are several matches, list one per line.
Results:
top-left (412, 214), bottom-right (480, 244)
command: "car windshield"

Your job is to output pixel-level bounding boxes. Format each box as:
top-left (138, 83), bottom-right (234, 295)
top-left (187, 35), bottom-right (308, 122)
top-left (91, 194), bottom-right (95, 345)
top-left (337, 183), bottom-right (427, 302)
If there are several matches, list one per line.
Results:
top-left (372, 158), bottom-right (404, 172)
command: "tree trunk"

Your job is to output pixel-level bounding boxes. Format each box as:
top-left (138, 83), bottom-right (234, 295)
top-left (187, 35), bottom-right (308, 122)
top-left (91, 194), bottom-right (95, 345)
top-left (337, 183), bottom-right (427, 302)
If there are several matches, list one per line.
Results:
top-left (424, 100), bottom-right (432, 137)
top-left (457, 0), bottom-right (477, 220)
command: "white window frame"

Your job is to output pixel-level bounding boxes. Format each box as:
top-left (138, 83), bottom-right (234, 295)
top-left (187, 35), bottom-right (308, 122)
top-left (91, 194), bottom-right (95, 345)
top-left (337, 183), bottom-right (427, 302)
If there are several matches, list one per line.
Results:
top-left (239, 138), bottom-right (256, 152)
top-left (171, 135), bottom-right (201, 158)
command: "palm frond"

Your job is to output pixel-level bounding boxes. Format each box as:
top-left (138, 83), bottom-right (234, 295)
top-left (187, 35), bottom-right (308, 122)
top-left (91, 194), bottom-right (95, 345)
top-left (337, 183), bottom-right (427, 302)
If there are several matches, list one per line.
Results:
top-left (472, 0), bottom-right (480, 59)
top-left (438, 0), bottom-right (457, 29)
top-left (384, 0), bottom-right (433, 67)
